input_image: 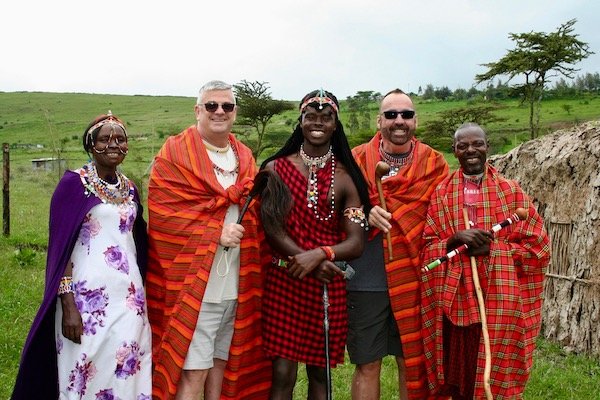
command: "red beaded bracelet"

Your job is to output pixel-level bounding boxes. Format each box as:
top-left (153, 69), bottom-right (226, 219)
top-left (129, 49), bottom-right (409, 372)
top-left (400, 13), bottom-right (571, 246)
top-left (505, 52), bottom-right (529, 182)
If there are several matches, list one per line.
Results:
top-left (320, 246), bottom-right (335, 261)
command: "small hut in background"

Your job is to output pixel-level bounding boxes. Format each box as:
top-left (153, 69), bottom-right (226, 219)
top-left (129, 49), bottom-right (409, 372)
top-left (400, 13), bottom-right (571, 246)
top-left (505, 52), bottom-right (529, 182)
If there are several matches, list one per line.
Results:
top-left (490, 121), bottom-right (600, 356)
top-left (31, 157), bottom-right (67, 172)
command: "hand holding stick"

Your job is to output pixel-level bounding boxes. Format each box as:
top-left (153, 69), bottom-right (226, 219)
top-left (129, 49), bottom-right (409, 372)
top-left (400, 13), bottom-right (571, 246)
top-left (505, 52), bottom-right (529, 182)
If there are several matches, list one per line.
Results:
top-left (422, 208), bottom-right (527, 272)
top-left (463, 208), bottom-right (493, 400)
top-left (375, 161), bottom-right (393, 260)
top-left (223, 170), bottom-right (270, 252)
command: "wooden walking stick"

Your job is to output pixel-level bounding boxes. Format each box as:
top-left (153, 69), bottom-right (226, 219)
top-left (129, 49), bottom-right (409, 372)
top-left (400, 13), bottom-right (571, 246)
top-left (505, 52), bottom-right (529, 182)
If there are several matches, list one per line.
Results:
top-left (375, 161), bottom-right (393, 260)
top-left (462, 208), bottom-right (493, 400)
top-left (422, 208), bottom-right (527, 273)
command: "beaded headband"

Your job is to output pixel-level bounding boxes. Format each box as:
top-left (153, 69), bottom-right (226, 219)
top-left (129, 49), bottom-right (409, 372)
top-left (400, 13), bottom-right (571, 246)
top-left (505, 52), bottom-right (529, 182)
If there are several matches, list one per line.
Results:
top-left (300, 89), bottom-right (339, 114)
top-left (86, 110), bottom-right (128, 138)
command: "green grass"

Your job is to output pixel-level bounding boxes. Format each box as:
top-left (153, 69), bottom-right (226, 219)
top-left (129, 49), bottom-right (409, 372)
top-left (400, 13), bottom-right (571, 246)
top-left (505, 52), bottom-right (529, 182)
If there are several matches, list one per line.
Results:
top-left (1, 170), bottom-right (599, 400)
top-left (1, 91), bottom-right (599, 398)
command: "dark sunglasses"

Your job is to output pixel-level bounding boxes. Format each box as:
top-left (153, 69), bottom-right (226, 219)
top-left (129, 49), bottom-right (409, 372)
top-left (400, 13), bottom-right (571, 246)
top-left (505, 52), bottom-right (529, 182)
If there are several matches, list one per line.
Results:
top-left (202, 102), bottom-right (236, 113)
top-left (382, 110), bottom-right (415, 120)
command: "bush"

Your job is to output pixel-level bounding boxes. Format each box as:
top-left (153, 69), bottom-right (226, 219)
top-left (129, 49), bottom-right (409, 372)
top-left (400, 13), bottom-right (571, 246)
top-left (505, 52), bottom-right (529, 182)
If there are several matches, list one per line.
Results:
top-left (12, 246), bottom-right (39, 267)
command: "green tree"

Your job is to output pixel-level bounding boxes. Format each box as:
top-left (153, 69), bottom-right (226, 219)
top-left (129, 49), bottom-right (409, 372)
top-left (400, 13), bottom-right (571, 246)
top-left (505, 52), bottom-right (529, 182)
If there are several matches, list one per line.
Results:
top-left (475, 19), bottom-right (593, 139)
top-left (434, 86), bottom-right (452, 100)
top-left (422, 84), bottom-right (435, 100)
top-left (233, 80), bottom-right (293, 159)
top-left (345, 90), bottom-right (380, 134)
top-left (575, 72), bottom-right (600, 92)
top-left (420, 105), bottom-right (506, 151)
top-left (453, 88), bottom-right (468, 100)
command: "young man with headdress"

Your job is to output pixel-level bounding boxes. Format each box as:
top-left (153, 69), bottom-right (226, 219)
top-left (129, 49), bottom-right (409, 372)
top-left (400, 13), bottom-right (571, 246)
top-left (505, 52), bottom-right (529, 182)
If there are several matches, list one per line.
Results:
top-left (12, 112), bottom-right (151, 399)
top-left (420, 123), bottom-right (550, 399)
top-left (146, 80), bottom-right (270, 400)
top-left (259, 89), bottom-right (371, 399)
top-left (349, 89), bottom-right (449, 399)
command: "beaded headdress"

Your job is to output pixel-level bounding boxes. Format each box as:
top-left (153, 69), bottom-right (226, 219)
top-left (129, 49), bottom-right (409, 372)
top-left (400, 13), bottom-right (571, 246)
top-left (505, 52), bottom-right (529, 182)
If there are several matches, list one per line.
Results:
top-left (85, 110), bottom-right (128, 150)
top-left (300, 88), bottom-right (339, 114)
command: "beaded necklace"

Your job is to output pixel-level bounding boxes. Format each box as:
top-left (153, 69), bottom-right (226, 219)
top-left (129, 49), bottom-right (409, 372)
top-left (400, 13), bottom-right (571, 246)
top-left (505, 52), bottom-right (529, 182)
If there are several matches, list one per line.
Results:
top-left (79, 162), bottom-right (133, 204)
top-left (379, 139), bottom-right (414, 178)
top-left (209, 142), bottom-right (239, 177)
top-left (300, 144), bottom-right (336, 221)
top-left (203, 139), bottom-right (230, 154)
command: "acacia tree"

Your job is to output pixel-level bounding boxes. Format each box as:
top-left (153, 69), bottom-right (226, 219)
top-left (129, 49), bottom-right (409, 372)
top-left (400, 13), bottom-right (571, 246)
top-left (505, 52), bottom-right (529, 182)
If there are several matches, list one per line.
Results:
top-left (475, 19), bottom-right (592, 139)
top-left (233, 80), bottom-right (293, 158)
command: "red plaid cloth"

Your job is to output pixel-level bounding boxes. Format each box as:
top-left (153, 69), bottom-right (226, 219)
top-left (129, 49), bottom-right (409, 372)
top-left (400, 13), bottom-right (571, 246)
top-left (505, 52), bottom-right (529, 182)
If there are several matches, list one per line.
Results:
top-left (262, 157), bottom-right (347, 367)
top-left (420, 165), bottom-right (551, 399)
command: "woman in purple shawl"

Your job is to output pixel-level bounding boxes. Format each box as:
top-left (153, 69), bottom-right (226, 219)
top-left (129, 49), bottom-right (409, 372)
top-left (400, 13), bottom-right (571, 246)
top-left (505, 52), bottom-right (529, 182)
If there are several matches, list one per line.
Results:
top-left (11, 112), bottom-right (150, 400)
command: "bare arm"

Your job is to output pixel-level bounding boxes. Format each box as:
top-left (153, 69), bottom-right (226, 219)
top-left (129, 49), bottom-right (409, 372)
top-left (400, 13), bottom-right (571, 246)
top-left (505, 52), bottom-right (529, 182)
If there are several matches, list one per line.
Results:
top-left (60, 261), bottom-right (83, 344)
top-left (287, 167), bottom-right (366, 281)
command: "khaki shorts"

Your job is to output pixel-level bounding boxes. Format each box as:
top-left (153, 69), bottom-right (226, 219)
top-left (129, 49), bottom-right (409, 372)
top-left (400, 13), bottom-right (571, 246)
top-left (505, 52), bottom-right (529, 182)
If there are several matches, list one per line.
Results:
top-left (183, 300), bottom-right (237, 370)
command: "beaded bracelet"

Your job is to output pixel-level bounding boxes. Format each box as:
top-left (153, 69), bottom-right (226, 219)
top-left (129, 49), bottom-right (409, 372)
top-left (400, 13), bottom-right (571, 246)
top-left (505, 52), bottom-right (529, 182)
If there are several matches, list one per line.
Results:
top-left (320, 246), bottom-right (335, 262)
top-left (58, 276), bottom-right (74, 296)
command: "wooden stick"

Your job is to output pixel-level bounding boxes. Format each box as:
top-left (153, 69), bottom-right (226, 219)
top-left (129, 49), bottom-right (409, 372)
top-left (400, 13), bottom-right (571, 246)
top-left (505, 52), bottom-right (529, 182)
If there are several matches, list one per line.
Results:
top-left (375, 161), bottom-right (393, 260)
top-left (422, 208), bottom-right (527, 273)
top-left (462, 208), bottom-right (493, 400)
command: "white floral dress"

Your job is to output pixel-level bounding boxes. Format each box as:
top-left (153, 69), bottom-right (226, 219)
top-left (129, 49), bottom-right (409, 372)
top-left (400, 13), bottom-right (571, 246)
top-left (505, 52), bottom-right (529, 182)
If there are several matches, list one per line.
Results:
top-left (55, 200), bottom-right (152, 400)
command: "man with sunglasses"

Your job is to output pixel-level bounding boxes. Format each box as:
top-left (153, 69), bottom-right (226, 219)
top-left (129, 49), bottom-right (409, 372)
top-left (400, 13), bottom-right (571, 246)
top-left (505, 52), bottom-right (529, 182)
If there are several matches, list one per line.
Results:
top-left (349, 89), bottom-right (449, 399)
top-left (146, 80), bottom-right (270, 400)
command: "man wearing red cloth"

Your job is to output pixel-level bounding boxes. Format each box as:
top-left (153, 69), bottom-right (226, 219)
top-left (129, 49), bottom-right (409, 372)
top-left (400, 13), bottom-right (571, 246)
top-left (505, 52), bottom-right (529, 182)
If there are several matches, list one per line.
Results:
top-left (259, 89), bottom-right (371, 399)
top-left (420, 123), bottom-right (550, 399)
top-left (350, 89), bottom-right (449, 399)
top-left (146, 80), bottom-right (270, 400)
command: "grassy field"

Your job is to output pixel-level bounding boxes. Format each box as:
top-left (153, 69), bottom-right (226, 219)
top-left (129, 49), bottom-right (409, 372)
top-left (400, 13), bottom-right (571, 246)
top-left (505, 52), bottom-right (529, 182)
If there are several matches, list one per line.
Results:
top-left (0, 91), bottom-right (599, 398)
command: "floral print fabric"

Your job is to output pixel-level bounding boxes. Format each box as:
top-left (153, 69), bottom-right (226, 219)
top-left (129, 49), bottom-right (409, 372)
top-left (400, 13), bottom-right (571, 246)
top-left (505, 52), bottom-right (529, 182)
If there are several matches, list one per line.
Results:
top-left (55, 201), bottom-right (151, 399)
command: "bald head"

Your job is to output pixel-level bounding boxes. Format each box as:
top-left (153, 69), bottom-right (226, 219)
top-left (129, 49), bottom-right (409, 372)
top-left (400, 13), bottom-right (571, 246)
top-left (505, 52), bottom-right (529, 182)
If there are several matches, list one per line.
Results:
top-left (453, 123), bottom-right (489, 175)
top-left (454, 122), bottom-right (487, 143)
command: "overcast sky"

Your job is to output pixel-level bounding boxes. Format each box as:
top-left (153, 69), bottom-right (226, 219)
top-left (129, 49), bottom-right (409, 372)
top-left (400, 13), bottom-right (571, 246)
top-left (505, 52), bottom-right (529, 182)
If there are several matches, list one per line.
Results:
top-left (2, 0), bottom-right (599, 101)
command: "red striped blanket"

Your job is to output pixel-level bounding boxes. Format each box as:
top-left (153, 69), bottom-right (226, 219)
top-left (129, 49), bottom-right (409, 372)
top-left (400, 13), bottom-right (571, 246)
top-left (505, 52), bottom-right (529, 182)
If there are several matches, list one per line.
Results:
top-left (146, 125), bottom-right (270, 399)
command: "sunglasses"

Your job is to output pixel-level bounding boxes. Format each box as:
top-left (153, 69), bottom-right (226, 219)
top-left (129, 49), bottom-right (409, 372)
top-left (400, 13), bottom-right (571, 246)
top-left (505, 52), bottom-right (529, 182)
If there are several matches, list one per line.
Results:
top-left (201, 102), bottom-right (236, 113)
top-left (382, 110), bottom-right (415, 120)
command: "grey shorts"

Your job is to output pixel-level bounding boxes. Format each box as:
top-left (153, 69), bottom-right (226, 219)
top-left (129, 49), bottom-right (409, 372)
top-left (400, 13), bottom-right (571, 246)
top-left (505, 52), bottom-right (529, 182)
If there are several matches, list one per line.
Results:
top-left (347, 291), bottom-right (402, 365)
top-left (183, 300), bottom-right (237, 370)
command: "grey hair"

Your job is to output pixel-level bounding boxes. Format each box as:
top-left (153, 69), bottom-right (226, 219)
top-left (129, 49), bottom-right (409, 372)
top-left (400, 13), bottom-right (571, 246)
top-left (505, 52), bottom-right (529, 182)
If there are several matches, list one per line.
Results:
top-left (196, 80), bottom-right (235, 105)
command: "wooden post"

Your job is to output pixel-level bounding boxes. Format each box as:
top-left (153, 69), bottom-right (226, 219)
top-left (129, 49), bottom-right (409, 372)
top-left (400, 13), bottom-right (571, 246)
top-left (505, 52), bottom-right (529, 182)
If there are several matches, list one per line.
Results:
top-left (3, 143), bottom-right (9, 236)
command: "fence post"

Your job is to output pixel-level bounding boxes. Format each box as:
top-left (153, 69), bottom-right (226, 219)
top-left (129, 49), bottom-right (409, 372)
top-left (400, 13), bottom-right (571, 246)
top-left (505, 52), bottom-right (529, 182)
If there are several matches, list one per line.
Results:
top-left (3, 143), bottom-right (9, 236)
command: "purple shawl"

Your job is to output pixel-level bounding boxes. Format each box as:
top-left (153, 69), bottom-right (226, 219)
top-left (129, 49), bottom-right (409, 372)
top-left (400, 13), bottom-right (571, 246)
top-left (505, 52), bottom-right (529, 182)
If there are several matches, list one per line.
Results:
top-left (11, 170), bottom-right (148, 400)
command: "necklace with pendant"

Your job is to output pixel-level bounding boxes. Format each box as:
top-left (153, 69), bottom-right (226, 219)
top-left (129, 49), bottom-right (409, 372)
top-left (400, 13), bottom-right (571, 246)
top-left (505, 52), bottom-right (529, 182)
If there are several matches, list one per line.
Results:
top-left (300, 144), bottom-right (336, 221)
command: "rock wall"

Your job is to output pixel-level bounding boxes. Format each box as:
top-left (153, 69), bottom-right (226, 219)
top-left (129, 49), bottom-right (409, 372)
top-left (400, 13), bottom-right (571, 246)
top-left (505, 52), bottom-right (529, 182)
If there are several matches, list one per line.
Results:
top-left (490, 121), bottom-right (600, 356)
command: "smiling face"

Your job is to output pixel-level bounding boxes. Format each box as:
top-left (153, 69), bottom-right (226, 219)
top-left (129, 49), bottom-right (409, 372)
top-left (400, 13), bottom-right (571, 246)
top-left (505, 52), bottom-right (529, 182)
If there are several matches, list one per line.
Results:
top-left (377, 92), bottom-right (417, 154)
top-left (300, 105), bottom-right (337, 151)
top-left (194, 89), bottom-right (237, 146)
top-left (453, 125), bottom-right (489, 175)
top-left (91, 124), bottom-right (128, 176)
